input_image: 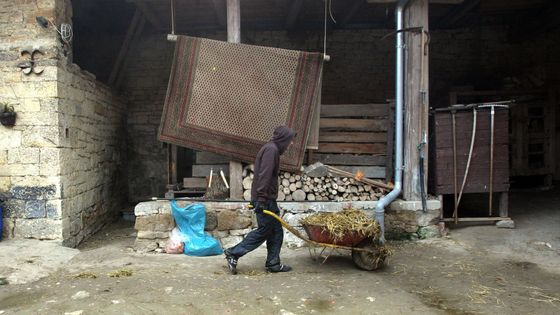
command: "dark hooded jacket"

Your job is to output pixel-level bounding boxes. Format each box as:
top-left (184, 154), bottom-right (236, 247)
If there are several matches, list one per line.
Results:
top-left (251, 126), bottom-right (296, 202)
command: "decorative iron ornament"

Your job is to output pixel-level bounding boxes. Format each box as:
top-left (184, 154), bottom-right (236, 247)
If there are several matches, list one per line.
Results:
top-left (17, 48), bottom-right (44, 75)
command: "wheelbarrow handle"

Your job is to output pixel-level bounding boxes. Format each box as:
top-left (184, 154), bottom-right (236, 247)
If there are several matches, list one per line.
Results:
top-left (262, 210), bottom-right (310, 242)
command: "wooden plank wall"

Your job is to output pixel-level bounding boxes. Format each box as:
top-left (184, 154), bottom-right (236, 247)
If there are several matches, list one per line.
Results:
top-left (192, 103), bottom-right (391, 181)
top-left (429, 110), bottom-right (510, 195)
top-left (313, 103), bottom-right (391, 179)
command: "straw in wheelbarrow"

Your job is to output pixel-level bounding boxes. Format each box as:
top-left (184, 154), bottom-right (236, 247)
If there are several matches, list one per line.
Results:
top-left (299, 209), bottom-right (380, 243)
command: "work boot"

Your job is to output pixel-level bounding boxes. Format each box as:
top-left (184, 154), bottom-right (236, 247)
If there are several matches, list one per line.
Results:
top-left (266, 264), bottom-right (292, 273)
top-left (224, 249), bottom-right (238, 275)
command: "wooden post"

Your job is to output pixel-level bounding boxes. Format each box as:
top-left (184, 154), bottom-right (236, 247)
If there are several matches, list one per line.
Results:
top-left (227, 0), bottom-right (243, 199)
top-left (403, 0), bottom-right (429, 201)
top-left (227, 0), bottom-right (241, 43)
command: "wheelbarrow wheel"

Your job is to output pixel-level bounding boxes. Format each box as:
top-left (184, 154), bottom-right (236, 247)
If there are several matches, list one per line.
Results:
top-left (352, 240), bottom-right (385, 271)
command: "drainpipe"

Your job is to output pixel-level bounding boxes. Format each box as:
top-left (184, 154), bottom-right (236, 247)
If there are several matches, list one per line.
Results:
top-left (375, 0), bottom-right (411, 244)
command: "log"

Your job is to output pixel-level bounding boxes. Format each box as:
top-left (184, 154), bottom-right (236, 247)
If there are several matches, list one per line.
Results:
top-left (326, 165), bottom-right (393, 191)
top-left (292, 189), bottom-right (306, 201)
top-left (277, 191), bottom-right (285, 201)
top-left (307, 193), bottom-right (316, 201)
top-left (289, 183), bottom-right (297, 192)
top-left (242, 177), bottom-right (253, 190)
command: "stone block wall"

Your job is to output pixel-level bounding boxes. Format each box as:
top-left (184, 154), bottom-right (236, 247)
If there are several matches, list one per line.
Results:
top-left (0, 0), bottom-right (64, 240)
top-left (133, 200), bottom-right (441, 252)
top-left (0, 0), bottom-right (127, 246)
top-left (56, 62), bottom-right (128, 247)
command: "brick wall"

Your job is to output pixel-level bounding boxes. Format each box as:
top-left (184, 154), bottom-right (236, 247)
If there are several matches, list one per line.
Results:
top-left (0, 0), bottom-right (127, 246)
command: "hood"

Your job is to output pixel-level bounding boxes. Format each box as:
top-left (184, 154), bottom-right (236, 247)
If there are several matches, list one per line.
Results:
top-left (271, 125), bottom-right (296, 154)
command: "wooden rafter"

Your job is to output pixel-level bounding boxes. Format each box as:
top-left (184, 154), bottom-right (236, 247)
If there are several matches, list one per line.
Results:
top-left (285, 0), bottom-right (304, 30)
top-left (211, 0), bottom-right (227, 28)
top-left (437, 0), bottom-right (480, 29)
top-left (509, 1), bottom-right (560, 41)
top-left (109, 9), bottom-right (143, 86)
top-left (340, 0), bottom-right (365, 28)
top-left (366, 0), bottom-right (463, 3)
top-left (127, 0), bottom-right (164, 30)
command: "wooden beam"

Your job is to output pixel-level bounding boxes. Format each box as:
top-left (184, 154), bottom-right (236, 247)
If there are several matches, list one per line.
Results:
top-left (115, 15), bottom-right (146, 89)
top-left (437, 0), bottom-right (480, 29)
top-left (227, 0), bottom-right (241, 43)
top-left (109, 9), bottom-right (142, 86)
top-left (403, 0), bottom-right (429, 200)
top-left (509, 1), bottom-right (560, 41)
top-left (127, 0), bottom-right (164, 30)
top-left (211, 0), bottom-right (227, 28)
top-left (227, 0), bottom-right (243, 200)
top-left (285, 0), bottom-right (304, 30)
top-left (366, 0), bottom-right (463, 3)
top-left (339, 0), bottom-right (365, 28)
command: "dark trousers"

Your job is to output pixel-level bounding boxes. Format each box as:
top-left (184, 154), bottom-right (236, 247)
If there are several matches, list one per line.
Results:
top-left (227, 209), bottom-right (284, 267)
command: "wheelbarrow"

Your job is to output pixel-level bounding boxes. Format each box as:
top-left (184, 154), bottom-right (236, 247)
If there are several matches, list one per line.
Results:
top-left (263, 210), bottom-right (387, 270)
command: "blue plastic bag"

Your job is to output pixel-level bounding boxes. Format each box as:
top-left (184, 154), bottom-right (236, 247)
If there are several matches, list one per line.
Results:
top-left (171, 201), bottom-right (223, 256)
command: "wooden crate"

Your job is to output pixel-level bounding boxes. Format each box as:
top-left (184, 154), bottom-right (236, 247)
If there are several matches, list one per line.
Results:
top-left (429, 109), bottom-right (510, 195)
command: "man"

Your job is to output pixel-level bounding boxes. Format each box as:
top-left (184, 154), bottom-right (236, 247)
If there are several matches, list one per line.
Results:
top-left (224, 125), bottom-right (296, 274)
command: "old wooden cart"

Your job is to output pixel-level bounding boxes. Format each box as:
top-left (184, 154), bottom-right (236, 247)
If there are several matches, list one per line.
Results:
top-left (263, 210), bottom-right (387, 271)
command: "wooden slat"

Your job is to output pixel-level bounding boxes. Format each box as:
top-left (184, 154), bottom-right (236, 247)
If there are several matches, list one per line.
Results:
top-left (442, 217), bottom-right (510, 222)
top-left (320, 118), bottom-right (387, 131)
top-left (318, 143), bottom-right (386, 154)
top-left (319, 131), bottom-right (386, 143)
top-left (320, 104), bottom-right (388, 118)
top-left (313, 153), bottom-right (386, 166)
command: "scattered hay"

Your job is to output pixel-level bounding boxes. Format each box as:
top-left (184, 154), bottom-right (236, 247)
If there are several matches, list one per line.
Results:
top-left (73, 272), bottom-right (98, 279)
top-left (467, 284), bottom-right (505, 306)
top-left (299, 209), bottom-right (379, 243)
top-left (108, 269), bottom-right (133, 278)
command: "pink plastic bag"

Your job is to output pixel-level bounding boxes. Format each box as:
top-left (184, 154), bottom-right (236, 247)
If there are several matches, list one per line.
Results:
top-left (165, 228), bottom-right (185, 254)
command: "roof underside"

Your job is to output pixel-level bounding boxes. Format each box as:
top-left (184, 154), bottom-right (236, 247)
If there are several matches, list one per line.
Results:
top-left (72, 0), bottom-right (553, 35)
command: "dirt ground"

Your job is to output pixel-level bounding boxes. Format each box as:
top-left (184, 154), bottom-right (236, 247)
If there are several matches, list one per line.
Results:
top-left (0, 189), bottom-right (559, 315)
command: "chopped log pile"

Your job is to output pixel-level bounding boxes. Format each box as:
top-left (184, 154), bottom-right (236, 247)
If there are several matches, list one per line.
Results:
top-left (242, 162), bottom-right (391, 202)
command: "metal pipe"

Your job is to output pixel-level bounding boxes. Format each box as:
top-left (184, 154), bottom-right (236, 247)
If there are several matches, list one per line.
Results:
top-left (488, 106), bottom-right (495, 215)
top-left (374, 0), bottom-right (411, 244)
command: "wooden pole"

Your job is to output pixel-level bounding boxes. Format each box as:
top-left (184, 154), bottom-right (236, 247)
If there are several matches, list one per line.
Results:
top-left (227, 0), bottom-right (241, 43)
top-left (403, 0), bottom-right (429, 201)
top-left (227, 0), bottom-right (243, 200)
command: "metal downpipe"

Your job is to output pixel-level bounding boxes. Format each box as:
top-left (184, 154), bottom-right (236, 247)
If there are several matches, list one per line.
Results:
top-left (375, 0), bottom-right (410, 244)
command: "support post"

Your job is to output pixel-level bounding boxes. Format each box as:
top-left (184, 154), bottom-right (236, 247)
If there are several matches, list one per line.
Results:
top-left (227, 0), bottom-right (243, 199)
top-left (403, 0), bottom-right (429, 200)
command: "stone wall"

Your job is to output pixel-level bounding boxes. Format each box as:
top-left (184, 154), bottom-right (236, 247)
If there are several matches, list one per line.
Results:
top-left (56, 62), bottom-right (128, 247)
top-left (133, 199), bottom-right (441, 252)
top-left (0, 0), bottom-right (127, 246)
top-left (123, 26), bottom-right (560, 200)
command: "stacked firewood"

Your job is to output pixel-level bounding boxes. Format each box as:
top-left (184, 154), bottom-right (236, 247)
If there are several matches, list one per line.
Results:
top-left (242, 165), bottom-right (386, 202)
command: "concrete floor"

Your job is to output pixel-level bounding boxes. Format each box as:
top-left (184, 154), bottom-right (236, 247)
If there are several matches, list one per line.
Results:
top-left (0, 187), bottom-right (558, 314)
